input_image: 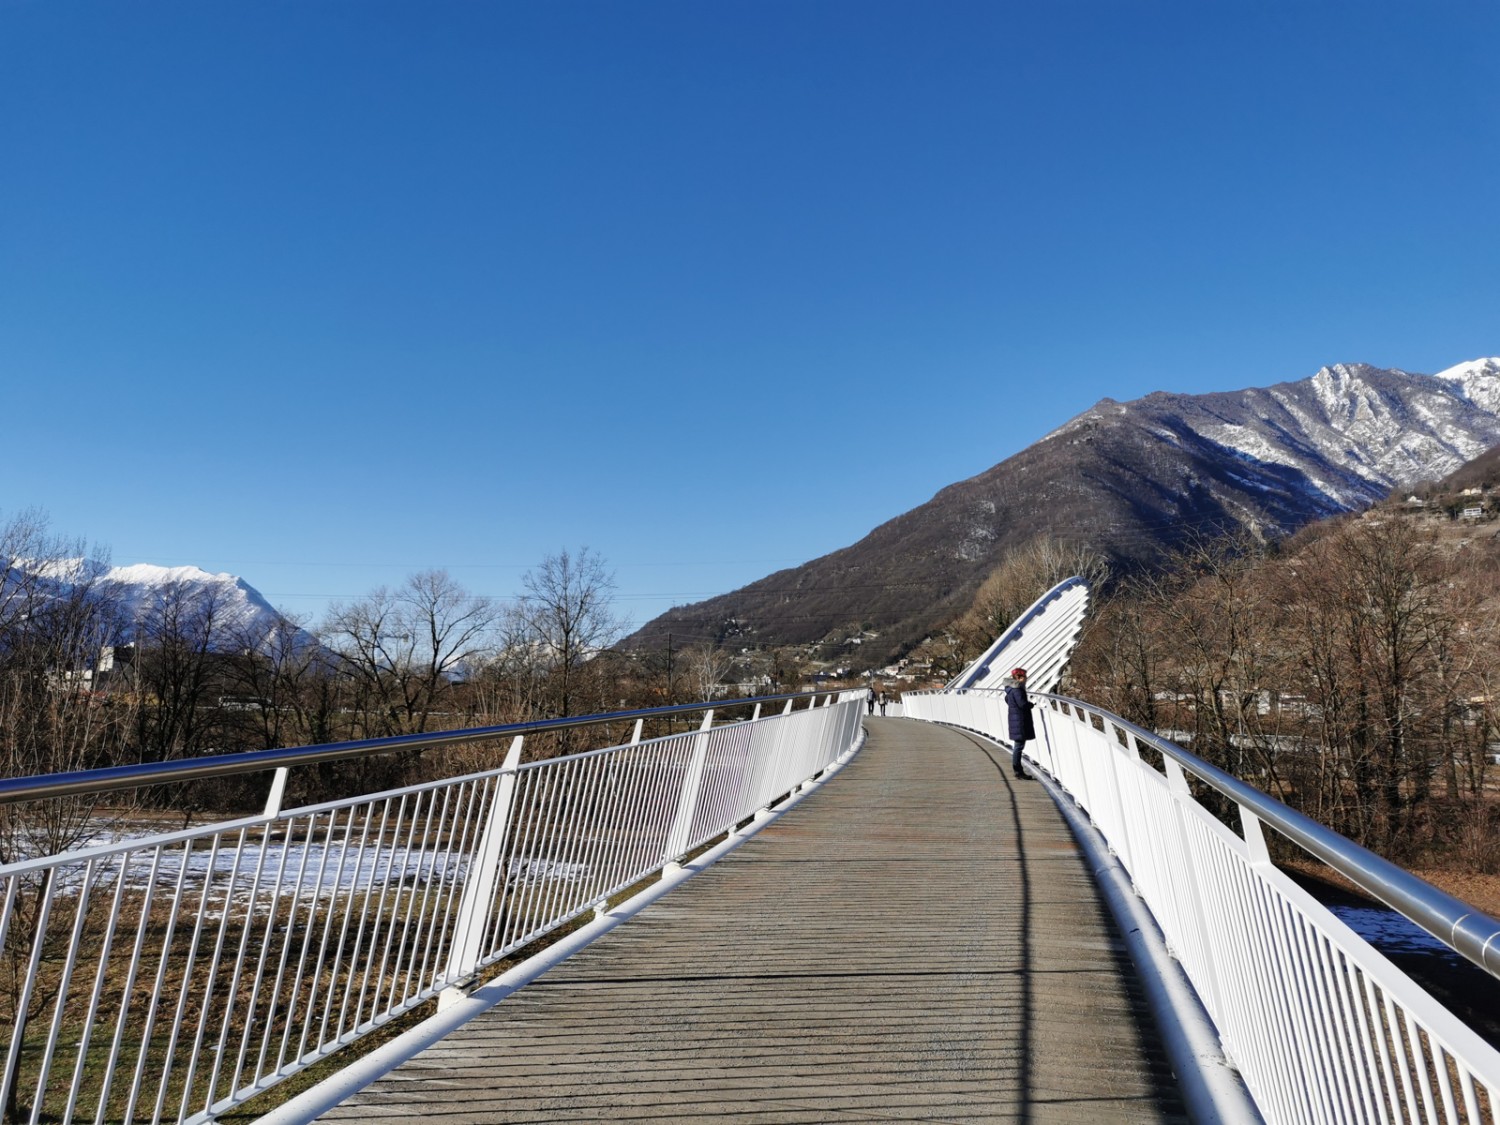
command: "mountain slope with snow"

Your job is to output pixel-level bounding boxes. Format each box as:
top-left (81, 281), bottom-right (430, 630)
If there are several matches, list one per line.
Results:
top-left (9, 559), bottom-right (306, 652)
top-left (625, 358), bottom-right (1500, 664)
top-left (1045, 359), bottom-right (1500, 511)
top-left (100, 563), bottom-right (295, 645)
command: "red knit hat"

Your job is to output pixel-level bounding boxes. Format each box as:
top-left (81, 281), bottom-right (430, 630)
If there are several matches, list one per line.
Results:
top-left (1011, 668), bottom-right (1027, 678)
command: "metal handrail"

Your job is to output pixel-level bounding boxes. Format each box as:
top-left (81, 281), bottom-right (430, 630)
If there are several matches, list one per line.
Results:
top-left (1028, 690), bottom-right (1500, 981)
top-left (945, 576), bottom-right (1090, 694)
top-left (905, 684), bottom-right (1500, 1123)
top-left (0, 691), bottom-right (835, 806)
top-left (941, 684), bottom-right (1500, 979)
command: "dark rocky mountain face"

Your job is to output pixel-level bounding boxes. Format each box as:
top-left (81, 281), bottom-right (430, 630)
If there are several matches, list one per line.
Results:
top-left (624, 359), bottom-right (1500, 666)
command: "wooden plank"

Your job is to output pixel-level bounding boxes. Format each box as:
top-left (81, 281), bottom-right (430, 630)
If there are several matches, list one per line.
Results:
top-left (317, 719), bottom-right (1188, 1122)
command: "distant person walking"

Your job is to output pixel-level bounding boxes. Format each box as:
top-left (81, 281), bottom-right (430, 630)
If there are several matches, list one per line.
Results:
top-left (867, 686), bottom-right (876, 715)
top-left (1004, 668), bottom-right (1035, 779)
top-left (878, 690), bottom-right (888, 716)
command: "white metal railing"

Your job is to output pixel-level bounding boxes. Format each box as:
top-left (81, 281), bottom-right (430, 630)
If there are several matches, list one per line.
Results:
top-left (904, 687), bottom-right (1500, 1125)
top-left (0, 692), bottom-right (864, 1124)
top-left (946, 576), bottom-right (1090, 693)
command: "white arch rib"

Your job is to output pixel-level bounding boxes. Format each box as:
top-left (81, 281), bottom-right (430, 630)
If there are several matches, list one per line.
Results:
top-left (946, 577), bottom-right (1091, 695)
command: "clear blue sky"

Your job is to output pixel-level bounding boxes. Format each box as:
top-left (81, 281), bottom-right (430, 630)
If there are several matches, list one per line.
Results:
top-left (3, 1), bottom-right (1497, 630)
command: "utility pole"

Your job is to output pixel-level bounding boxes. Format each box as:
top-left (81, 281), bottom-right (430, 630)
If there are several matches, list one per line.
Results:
top-left (665, 632), bottom-right (674, 731)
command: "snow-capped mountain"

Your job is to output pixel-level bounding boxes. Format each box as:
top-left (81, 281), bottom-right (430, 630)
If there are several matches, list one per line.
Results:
top-left (1048, 358), bottom-right (1500, 511)
top-left (14, 559), bottom-right (303, 652)
top-left (626, 358), bottom-right (1500, 665)
top-left (101, 564), bottom-right (294, 645)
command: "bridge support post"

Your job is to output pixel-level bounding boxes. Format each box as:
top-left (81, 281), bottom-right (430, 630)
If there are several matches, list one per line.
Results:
top-left (662, 711), bottom-right (714, 869)
top-left (263, 767), bottom-right (290, 818)
top-left (442, 736), bottom-right (525, 1001)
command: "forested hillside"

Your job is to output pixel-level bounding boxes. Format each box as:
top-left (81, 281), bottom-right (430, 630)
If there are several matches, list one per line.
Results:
top-left (1066, 488), bottom-right (1500, 882)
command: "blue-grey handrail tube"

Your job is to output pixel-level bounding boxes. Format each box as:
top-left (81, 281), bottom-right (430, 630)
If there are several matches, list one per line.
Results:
top-left (1035, 689), bottom-right (1500, 981)
top-left (0, 692), bottom-right (832, 807)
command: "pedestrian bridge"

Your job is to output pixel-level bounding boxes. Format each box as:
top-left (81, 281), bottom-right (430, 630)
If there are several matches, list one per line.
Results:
top-left (2, 580), bottom-right (1499, 1124)
top-left (298, 717), bottom-right (1182, 1124)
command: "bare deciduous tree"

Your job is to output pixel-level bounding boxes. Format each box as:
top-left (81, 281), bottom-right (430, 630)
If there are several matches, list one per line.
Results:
top-left (0, 511), bottom-right (130, 861)
top-left (515, 548), bottom-right (623, 721)
top-left (1075, 513), bottom-right (1500, 867)
top-left (223, 612), bottom-right (333, 751)
top-left (0, 513), bottom-right (135, 1122)
top-left (129, 577), bottom-right (231, 762)
top-left (321, 570), bottom-right (498, 737)
top-left (681, 643), bottom-right (736, 702)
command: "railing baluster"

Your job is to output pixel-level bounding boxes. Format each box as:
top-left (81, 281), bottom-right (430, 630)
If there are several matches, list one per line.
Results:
top-left (440, 780), bottom-right (491, 981)
top-left (232, 814), bottom-right (297, 1099)
top-left (93, 848), bottom-right (161, 1125)
top-left (315, 800), bottom-right (378, 1051)
top-left (263, 813), bottom-right (320, 1079)
top-left (34, 858), bottom-right (96, 1120)
top-left (369, 794), bottom-right (420, 1022)
top-left (347, 795), bottom-right (401, 1035)
top-left (333, 795), bottom-right (393, 1043)
top-left (71, 852), bottom-right (130, 1125)
top-left (180, 825), bottom-right (253, 1117)
top-left (278, 811), bottom-right (338, 1073)
top-left (123, 838), bottom-right (192, 1125)
top-left (409, 785), bottom-right (459, 1008)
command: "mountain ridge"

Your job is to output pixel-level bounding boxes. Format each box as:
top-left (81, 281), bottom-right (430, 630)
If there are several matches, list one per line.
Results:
top-left (14, 558), bottom-right (307, 652)
top-left (624, 358), bottom-right (1500, 665)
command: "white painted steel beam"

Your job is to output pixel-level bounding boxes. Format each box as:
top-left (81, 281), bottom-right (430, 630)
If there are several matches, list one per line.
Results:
top-left (948, 576), bottom-right (1090, 694)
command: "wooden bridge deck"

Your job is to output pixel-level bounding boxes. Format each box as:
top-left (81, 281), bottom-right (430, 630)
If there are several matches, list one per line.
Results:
top-left (315, 718), bottom-right (1187, 1123)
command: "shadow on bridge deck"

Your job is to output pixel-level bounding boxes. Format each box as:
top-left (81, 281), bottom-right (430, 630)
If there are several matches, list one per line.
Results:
top-left (315, 719), bottom-right (1188, 1123)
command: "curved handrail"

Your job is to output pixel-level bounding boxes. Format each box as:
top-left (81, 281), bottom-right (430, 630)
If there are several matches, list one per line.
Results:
top-left (1022, 688), bottom-right (1500, 980)
top-left (0, 690), bottom-right (844, 806)
top-left (944, 576), bottom-right (1090, 694)
top-left (906, 683), bottom-right (1500, 1123)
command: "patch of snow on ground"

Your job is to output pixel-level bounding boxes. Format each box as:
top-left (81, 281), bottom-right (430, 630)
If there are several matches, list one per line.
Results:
top-left (1221, 471), bottom-right (1274, 493)
top-left (44, 825), bottom-right (591, 918)
top-left (1270, 391), bottom-right (1319, 436)
top-left (1306, 477), bottom-right (1351, 506)
top-left (1408, 395), bottom-right (1451, 428)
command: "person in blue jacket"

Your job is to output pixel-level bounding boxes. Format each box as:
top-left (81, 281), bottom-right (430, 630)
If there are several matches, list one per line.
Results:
top-left (1004, 667), bottom-right (1035, 779)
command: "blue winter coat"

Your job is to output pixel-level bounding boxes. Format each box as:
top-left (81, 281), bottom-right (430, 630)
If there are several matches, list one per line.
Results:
top-left (1004, 682), bottom-right (1035, 742)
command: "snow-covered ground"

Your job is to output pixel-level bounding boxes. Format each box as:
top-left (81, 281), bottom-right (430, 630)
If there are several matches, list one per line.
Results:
top-left (33, 821), bottom-right (590, 919)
